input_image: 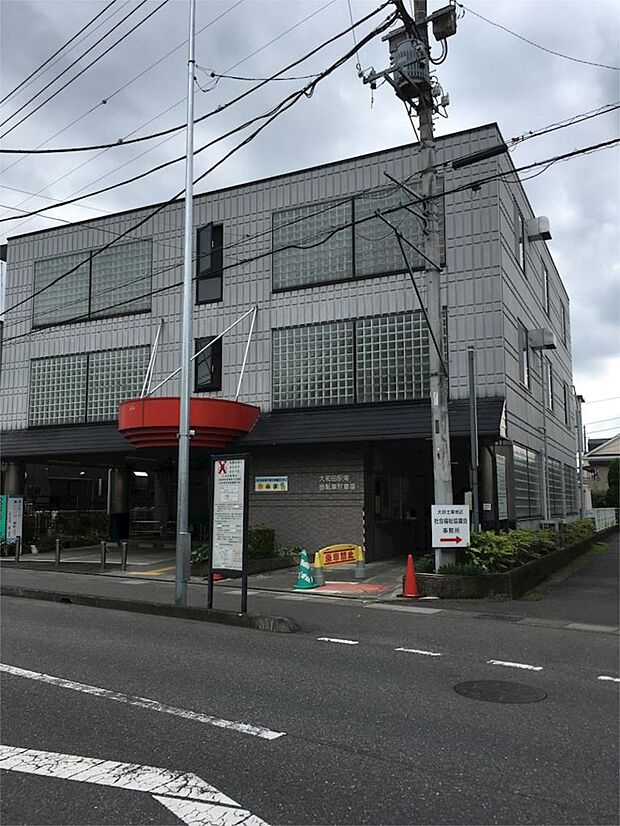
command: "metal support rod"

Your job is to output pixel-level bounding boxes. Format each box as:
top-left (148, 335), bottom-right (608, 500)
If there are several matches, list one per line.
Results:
top-left (121, 540), bottom-right (128, 572)
top-left (468, 347), bottom-right (480, 532)
top-left (55, 538), bottom-right (61, 567)
top-left (14, 536), bottom-right (21, 564)
top-left (100, 540), bottom-right (107, 571)
top-left (148, 307), bottom-right (256, 397)
top-left (175, 0), bottom-right (197, 607)
top-left (414, 0), bottom-right (454, 569)
top-left (235, 306), bottom-right (258, 401)
top-left (141, 319), bottom-right (165, 397)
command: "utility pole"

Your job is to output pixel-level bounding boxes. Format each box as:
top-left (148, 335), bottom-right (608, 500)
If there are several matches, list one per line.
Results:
top-left (414, 0), bottom-right (454, 568)
top-left (362, 1), bottom-right (457, 567)
top-left (175, 0), bottom-right (196, 607)
top-left (575, 390), bottom-right (585, 518)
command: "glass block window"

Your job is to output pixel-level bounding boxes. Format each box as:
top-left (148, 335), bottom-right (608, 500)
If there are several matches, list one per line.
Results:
top-left (29, 354), bottom-right (88, 425)
top-left (354, 181), bottom-right (445, 277)
top-left (32, 241), bottom-right (152, 328)
top-left (356, 312), bottom-right (429, 402)
top-left (91, 241), bottom-right (152, 318)
top-left (33, 252), bottom-right (90, 327)
top-left (548, 458), bottom-right (564, 517)
top-left (273, 200), bottom-right (352, 290)
top-left (29, 347), bottom-right (149, 426)
top-left (272, 321), bottom-right (354, 409)
top-left (513, 444), bottom-right (541, 518)
top-left (564, 464), bottom-right (578, 514)
top-left (87, 346), bottom-right (150, 422)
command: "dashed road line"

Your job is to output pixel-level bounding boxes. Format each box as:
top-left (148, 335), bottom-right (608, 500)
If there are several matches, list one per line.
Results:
top-left (597, 675), bottom-right (620, 683)
top-left (0, 744), bottom-right (268, 826)
top-left (317, 637), bottom-right (359, 645)
top-left (487, 660), bottom-right (543, 671)
top-left (395, 647), bottom-right (442, 657)
top-left (0, 663), bottom-right (284, 741)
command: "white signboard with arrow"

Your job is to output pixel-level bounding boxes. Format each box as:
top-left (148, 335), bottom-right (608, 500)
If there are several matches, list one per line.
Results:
top-left (431, 504), bottom-right (470, 548)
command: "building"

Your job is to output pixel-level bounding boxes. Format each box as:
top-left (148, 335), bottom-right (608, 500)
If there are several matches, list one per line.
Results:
top-left (584, 434), bottom-right (620, 495)
top-left (0, 123), bottom-right (580, 559)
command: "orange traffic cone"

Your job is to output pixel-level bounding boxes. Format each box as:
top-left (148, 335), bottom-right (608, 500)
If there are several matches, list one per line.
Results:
top-left (399, 554), bottom-right (420, 599)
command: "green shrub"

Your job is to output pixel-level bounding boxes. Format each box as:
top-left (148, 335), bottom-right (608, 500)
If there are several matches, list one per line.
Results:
top-left (606, 459), bottom-right (619, 507)
top-left (191, 544), bottom-right (210, 564)
top-left (248, 525), bottom-right (276, 559)
top-left (275, 546), bottom-right (303, 558)
top-left (438, 562), bottom-right (484, 576)
top-left (414, 554), bottom-right (435, 573)
top-left (562, 518), bottom-right (595, 546)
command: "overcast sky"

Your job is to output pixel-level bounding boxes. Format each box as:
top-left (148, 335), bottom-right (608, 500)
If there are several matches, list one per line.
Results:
top-left (0, 0), bottom-right (618, 440)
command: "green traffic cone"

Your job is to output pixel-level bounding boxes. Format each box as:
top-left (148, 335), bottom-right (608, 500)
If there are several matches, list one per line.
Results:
top-left (293, 549), bottom-right (317, 590)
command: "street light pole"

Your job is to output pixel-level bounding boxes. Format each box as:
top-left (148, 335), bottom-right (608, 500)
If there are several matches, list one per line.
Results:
top-left (175, 0), bottom-right (196, 607)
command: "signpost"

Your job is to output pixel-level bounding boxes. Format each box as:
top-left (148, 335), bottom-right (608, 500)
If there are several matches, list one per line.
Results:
top-left (0, 495), bottom-right (7, 542)
top-left (208, 454), bottom-right (249, 613)
top-left (431, 504), bottom-right (470, 548)
top-left (4, 495), bottom-right (23, 543)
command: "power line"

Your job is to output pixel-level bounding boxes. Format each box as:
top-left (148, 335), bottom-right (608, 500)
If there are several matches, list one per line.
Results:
top-left (0, 2), bottom-right (394, 225)
top-left (0, 1), bottom-right (244, 180)
top-left (457, 3), bottom-right (620, 71)
top-left (0, 0), bottom-right (171, 140)
top-left (583, 417), bottom-right (620, 427)
top-left (3, 128), bottom-right (615, 338)
top-left (509, 103), bottom-right (620, 149)
top-left (0, 0), bottom-right (365, 156)
top-left (0, 0), bottom-right (119, 105)
top-left (2, 7), bottom-right (398, 324)
top-left (584, 397), bottom-right (620, 405)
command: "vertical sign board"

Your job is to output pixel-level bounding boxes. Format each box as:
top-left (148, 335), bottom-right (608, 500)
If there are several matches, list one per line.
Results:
top-left (5, 496), bottom-right (24, 543)
top-left (0, 495), bottom-right (7, 542)
top-left (431, 504), bottom-right (470, 548)
top-left (496, 454), bottom-right (508, 521)
top-left (208, 455), bottom-right (249, 613)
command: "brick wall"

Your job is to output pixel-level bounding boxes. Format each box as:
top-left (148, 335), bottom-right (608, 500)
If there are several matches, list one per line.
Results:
top-left (248, 445), bottom-right (364, 552)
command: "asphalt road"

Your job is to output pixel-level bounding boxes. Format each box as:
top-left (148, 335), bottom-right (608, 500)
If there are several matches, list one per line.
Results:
top-left (2, 580), bottom-right (619, 825)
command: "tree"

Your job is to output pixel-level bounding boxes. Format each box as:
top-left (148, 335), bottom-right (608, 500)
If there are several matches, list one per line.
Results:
top-left (606, 458), bottom-right (619, 507)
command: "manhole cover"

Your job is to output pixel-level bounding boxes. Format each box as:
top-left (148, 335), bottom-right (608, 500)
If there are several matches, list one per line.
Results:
top-left (454, 680), bottom-right (547, 704)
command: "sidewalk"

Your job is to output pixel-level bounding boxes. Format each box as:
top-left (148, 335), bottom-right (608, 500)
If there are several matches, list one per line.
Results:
top-left (2, 532), bottom-right (617, 627)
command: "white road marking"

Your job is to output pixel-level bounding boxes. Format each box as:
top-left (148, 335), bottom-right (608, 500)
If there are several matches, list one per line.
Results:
top-left (0, 745), bottom-right (267, 826)
top-left (365, 604), bottom-right (443, 614)
top-left (597, 675), bottom-right (620, 683)
top-left (317, 637), bottom-right (359, 645)
top-left (487, 659), bottom-right (543, 671)
top-left (0, 663), bottom-right (284, 741)
top-left (395, 647), bottom-right (442, 657)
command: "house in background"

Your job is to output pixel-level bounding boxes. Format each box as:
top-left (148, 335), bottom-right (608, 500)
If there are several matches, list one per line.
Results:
top-left (584, 434), bottom-right (620, 495)
top-left (1, 123), bottom-right (580, 558)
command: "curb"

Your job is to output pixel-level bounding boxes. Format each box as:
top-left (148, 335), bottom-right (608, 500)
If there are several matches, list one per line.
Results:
top-left (1, 585), bottom-right (300, 634)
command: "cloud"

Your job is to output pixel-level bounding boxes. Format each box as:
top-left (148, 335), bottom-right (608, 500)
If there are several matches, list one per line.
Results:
top-left (0, 0), bottom-right (618, 404)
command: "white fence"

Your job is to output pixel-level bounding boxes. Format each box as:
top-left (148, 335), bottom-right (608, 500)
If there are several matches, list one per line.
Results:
top-left (585, 508), bottom-right (618, 531)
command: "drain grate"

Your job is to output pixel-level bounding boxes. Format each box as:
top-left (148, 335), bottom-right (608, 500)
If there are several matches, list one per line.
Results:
top-left (454, 680), bottom-right (547, 704)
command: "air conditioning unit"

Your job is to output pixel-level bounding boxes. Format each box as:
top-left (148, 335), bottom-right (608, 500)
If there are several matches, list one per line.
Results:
top-left (526, 216), bottom-right (551, 241)
top-left (529, 327), bottom-right (557, 350)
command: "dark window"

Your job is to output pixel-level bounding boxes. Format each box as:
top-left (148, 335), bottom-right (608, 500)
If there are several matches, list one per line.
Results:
top-left (196, 223), bottom-right (223, 303)
top-left (546, 360), bottom-right (554, 411)
top-left (518, 322), bottom-right (530, 389)
top-left (543, 264), bottom-right (550, 315)
top-left (514, 202), bottom-right (526, 274)
top-left (195, 337), bottom-right (222, 392)
top-left (561, 304), bottom-right (567, 345)
top-left (563, 382), bottom-right (570, 426)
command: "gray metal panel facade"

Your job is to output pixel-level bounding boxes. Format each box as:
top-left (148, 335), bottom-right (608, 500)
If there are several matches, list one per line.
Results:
top-left (1, 123), bottom-right (574, 479)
